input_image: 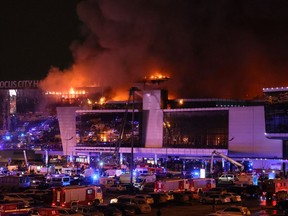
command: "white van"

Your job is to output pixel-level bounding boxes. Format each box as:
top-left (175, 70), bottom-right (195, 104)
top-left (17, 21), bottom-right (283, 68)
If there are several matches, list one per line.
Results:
top-left (218, 174), bottom-right (237, 183)
top-left (46, 174), bottom-right (70, 186)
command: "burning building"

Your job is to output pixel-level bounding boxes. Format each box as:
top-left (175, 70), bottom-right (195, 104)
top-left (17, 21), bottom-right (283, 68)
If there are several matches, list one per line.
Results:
top-left (0, 79), bottom-right (115, 133)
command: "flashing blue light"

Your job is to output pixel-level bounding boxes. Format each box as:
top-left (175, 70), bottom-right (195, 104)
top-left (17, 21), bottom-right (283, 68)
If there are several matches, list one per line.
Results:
top-left (5, 135), bottom-right (11, 141)
top-left (268, 172), bottom-right (275, 179)
top-left (93, 174), bottom-right (99, 181)
top-left (193, 170), bottom-right (200, 177)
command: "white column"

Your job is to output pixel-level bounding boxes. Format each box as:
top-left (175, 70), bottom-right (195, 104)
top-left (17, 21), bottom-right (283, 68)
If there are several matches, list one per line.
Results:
top-left (154, 154), bottom-right (158, 165)
top-left (120, 153), bottom-right (123, 165)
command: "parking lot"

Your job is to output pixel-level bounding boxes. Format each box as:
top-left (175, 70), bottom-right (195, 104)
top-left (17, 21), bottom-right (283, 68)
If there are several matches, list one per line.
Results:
top-left (0, 180), bottom-right (286, 216)
top-left (103, 188), bottom-right (286, 216)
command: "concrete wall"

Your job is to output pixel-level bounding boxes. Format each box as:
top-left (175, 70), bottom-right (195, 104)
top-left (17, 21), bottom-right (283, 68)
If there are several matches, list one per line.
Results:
top-left (57, 107), bottom-right (80, 156)
top-left (228, 106), bottom-right (282, 158)
top-left (142, 90), bottom-right (163, 148)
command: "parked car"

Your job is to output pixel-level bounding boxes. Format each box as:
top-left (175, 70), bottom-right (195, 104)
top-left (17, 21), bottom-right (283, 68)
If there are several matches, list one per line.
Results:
top-left (171, 192), bottom-right (190, 203)
top-left (56, 207), bottom-right (83, 215)
top-left (141, 182), bottom-right (155, 193)
top-left (134, 194), bottom-right (154, 205)
top-left (227, 186), bottom-right (246, 197)
top-left (206, 187), bottom-right (227, 194)
top-left (71, 205), bottom-right (104, 216)
top-left (242, 185), bottom-right (262, 199)
top-left (148, 192), bottom-right (167, 205)
top-left (29, 175), bottom-right (47, 188)
top-left (0, 202), bottom-right (30, 216)
top-left (106, 184), bottom-right (127, 193)
top-left (109, 202), bottom-right (136, 216)
top-left (216, 205), bottom-right (251, 215)
top-left (199, 193), bottom-right (231, 204)
top-left (110, 195), bottom-right (151, 214)
top-left (28, 207), bottom-right (60, 216)
top-left (4, 193), bottom-right (34, 207)
top-left (223, 192), bottom-right (242, 202)
top-left (23, 188), bottom-right (51, 203)
top-left (164, 192), bottom-right (174, 202)
top-left (95, 204), bottom-right (123, 216)
top-left (70, 174), bottom-right (85, 185)
top-left (218, 174), bottom-right (237, 183)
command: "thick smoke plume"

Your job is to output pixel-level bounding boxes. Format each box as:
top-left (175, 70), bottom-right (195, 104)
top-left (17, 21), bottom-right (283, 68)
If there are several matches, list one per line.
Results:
top-left (40, 0), bottom-right (288, 100)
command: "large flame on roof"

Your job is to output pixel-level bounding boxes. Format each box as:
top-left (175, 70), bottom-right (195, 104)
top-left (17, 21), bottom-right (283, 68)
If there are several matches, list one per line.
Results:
top-left (40, 66), bottom-right (94, 92)
top-left (45, 87), bottom-right (86, 99)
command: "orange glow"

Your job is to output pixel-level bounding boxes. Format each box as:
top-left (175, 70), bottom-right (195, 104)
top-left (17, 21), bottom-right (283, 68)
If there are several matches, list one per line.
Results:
top-left (99, 97), bottom-right (106, 105)
top-left (111, 89), bottom-right (131, 101)
top-left (45, 87), bottom-right (86, 98)
top-left (145, 74), bottom-right (170, 81)
top-left (163, 121), bottom-right (171, 128)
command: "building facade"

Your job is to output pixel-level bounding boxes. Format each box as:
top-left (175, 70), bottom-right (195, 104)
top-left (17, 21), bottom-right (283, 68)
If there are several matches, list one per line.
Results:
top-left (57, 89), bottom-right (284, 172)
top-left (0, 80), bottom-right (286, 173)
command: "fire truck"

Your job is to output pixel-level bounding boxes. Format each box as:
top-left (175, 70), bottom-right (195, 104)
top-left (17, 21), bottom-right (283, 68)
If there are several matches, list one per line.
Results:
top-left (51, 185), bottom-right (103, 208)
top-left (154, 178), bottom-right (216, 193)
top-left (188, 178), bottom-right (216, 192)
top-left (261, 179), bottom-right (288, 201)
top-left (0, 202), bottom-right (30, 216)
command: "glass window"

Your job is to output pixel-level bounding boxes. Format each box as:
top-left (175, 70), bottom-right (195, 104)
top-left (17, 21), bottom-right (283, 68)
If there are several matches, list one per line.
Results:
top-left (76, 111), bottom-right (141, 147)
top-left (63, 178), bottom-right (70, 182)
top-left (264, 91), bottom-right (288, 133)
top-left (163, 110), bottom-right (228, 149)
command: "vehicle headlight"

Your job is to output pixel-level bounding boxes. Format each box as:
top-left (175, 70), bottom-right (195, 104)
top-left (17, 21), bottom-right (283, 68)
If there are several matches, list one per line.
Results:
top-left (110, 198), bottom-right (118, 203)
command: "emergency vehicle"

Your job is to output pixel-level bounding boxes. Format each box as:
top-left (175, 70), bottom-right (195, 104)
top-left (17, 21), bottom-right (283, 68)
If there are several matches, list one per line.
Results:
top-left (0, 175), bottom-right (31, 189)
top-left (51, 185), bottom-right (103, 208)
top-left (46, 174), bottom-right (71, 187)
top-left (261, 178), bottom-right (288, 201)
top-left (134, 174), bottom-right (156, 190)
top-left (0, 202), bottom-right (30, 216)
top-left (188, 178), bottom-right (216, 192)
top-left (135, 167), bottom-right (165, 175)
top-left (154, 178), bottom-right (216, 193)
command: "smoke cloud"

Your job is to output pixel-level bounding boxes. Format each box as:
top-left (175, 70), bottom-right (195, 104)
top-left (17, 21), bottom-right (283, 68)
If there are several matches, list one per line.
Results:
top-left (40, 0), bottom-right (288, 100)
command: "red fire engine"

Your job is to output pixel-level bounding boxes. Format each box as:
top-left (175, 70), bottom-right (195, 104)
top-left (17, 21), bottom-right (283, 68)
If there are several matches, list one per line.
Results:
top-left (51, 185), bottom-right (103, 208)
top-left (0, 202), bottom-right (30, 216)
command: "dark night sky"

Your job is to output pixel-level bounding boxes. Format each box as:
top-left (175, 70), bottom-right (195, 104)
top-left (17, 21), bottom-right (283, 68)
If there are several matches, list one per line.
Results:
top-left (1, 0), bottom-right (81, 80)
top-left (2, 0), bottom-right (288, 99)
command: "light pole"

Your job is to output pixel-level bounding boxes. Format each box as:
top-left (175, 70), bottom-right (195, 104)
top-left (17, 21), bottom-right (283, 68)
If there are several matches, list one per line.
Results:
top-left (130, 87), bottom-right (138, 185)
top-left (163, 121), bottom-right (171, 171)
top-left (65, 136), bottom-right (73, 163)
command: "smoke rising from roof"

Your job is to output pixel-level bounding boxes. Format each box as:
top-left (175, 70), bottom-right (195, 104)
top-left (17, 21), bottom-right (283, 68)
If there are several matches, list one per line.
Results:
top-left (40, 0), bottom-right (288, 100)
